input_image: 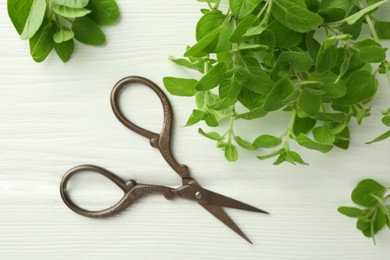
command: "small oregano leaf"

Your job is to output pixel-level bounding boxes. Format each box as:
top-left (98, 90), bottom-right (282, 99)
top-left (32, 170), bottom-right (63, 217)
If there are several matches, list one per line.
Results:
top-left (20, 0), bottom-right (47, 40)
top-left (87, 0), bottom-right (120, 25)
top-left (54, 39), bottom-right (74, 62)
top-left (72, 16), bottom-right (106, 46)
top-left (29, 19), bottom-right (55, 62)
top-left (224, 143), bottom-right (239, 162)
top-left (163, 77), bottom-right (198, 97)
top-left (351, 179), bottom-right (386, 207)
top-left (338, 207), bottom-right (363, 218)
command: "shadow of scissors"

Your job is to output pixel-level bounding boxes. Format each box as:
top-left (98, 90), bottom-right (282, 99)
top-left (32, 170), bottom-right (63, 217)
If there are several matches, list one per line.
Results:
top-left (60, 76), bottom-right (268, 244)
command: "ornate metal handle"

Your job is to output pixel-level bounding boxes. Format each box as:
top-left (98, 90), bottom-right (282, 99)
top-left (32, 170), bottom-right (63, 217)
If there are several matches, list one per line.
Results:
top-left (110, 76), bottom-right (189, 178)
top-left (60, 165), bottom-right (176, 218)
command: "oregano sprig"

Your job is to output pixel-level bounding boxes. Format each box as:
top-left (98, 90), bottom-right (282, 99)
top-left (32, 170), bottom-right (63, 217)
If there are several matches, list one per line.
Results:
top-left (163, 0), bottom-right (390, 164)
top-left (7, 0), bottom-right (120, 62)
top-left (338, 179), bottom-right (390, 244)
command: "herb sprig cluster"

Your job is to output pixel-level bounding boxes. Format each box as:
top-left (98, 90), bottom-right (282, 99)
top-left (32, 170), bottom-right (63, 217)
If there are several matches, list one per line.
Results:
top-left (339, 179), bottom-right (390, 244)
top-left (163, 0), bottom-right (390, 164)
top-left (7, 0), bottom-right (120, 62)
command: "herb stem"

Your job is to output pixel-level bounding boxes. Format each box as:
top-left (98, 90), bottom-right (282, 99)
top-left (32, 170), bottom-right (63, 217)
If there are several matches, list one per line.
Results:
top-left (214, 0), bottom-right (222, 9)
top-left (206, 1), bottom-right (213, 10)
top-left (257, 1), bottom-right (269, 19)
top-left (356, 0), bottom-right (380, 42)
top-left (282, 109), bottom-right (297, 149)
top-left (366, 15), bottom-right (380, 42)
top-left (227, 105), bottom-right (236, 144)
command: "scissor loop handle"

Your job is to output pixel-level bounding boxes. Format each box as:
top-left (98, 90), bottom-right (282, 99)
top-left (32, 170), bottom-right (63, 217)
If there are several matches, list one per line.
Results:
top-left (110, 76), bottom-right (189, 178)
top-left (60, 165), bottom-right (177, 218)
top-left (60, 165), bottom-right (136, 218)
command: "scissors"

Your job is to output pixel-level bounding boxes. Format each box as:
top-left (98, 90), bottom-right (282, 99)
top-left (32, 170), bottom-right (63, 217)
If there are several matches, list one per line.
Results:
top-left (60, 76), bottom-right (268, 243)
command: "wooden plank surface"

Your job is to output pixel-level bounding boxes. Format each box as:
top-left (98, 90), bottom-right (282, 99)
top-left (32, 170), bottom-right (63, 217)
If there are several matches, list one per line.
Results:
top-left (0, 1), bottom-right (389, 259)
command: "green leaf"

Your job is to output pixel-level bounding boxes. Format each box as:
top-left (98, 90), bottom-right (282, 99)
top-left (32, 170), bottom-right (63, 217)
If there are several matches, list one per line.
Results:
top-left (305, 30), bottom-right (321, 60)
top-left (312, 125), bottom-right (335, 144)
top-left (288, 150), bottom-right (308, 165)
top-left (277, 51), bottom-right (314, 71)
top-left (296, 134), bottom-right (333, 152)
top-left (230, 15), bottom-right (257, 41)
top-left (362, 209), bottom-right (387, 239)
top-left (272, 0), bottom-right (324, 33)
top-left (335, 70), bottom-right (376, 105)
top-left (353, 39), bottom-right (387, 63)
top-left (203, 112), bottom-right (219, 127)
top-left (263, 79), bottom-right (294, 111)
top-left (234, 136), bottom-right (258, 150)
top-left (198, 128), bottom-right (224, 141)
top-left (8, 0), bottom-right (34, 35)
top-left (382, 116), bottom-right (390, 126)
top-left (54, 0), bottom-right (89, 8)
top-left (225, 143), bottom-right (238, 162)
top-left (192, 10), bottom-right (233, 55)
top-left (374, 21), bottom-right (390, 39)
top-left (318, 0), bottom-right (353, 22)
top-left (196, 10), bottom-right (225, 41)
top-left (257, 148), bottom-right (284, 160)
top-left (241, 67), bottom-right (274, 95)
top-left (293, 116), bottom-right (316, 136)
top-left (340, 0), bottom-right (388, 25)
top-left (316, 113), bottom-right (346, 123)
top-left (236, 106), bottom-right (267, 120)
top-left (243, 22), bottom-right (267, 37)
top-left (185, 110), bottom-right (205, 126)
top-left (219, 70), bottom-right (244, 100)
top-left (366, 130), bottom-right (390, 144)
top-left (298, 90), bottom-right (321, 117)
top-left (208, 97), bottom-right (231, 110)
top-left (52, 4), bottom-right (91, 18)
top-left (233, 43), bottom-right (268, 51)
top-left (163, 77), bottom-right (198, 97)
top-left (53, 27), bottom-right (74, 43)
top-left (20, 0), bottom-right (47, 40)
top-left (282, 90), bottom-right (299, 104)
top-left (382, 107), bottom-right (390, 116)
top-left (87, 0), bottom-right (120, 25)
top-left (316, 37), bottom-right (339, 73)
top-left (253, 135), bottom-right (282, 148)
top-left (257, 29), bottom-right (276, 50)
top-left (309, 71), bottom-right (346, 98)
top-left (268, 20), bottom-right (302, 49)
top-left (29, 19), bottom-right (55, 62)
top-left (54, 39), bottom-right (74, 62)
top-left (338, 206), bottom-right (363, 218)
top-left (230, 0), bottom-right (262, 18)
top-left (196, 62), bottom-right (227, 91)
top-left (351, 179), bottom-right (386, 207)
top-left (169, 57), bottom-right (204, 73)
top-left (72, 16), bottom-right (106, 45)
top-left (185, 28), bottom-right (224, 57)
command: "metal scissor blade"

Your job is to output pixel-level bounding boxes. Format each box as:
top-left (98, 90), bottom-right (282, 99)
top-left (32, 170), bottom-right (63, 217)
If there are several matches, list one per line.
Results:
top-left (199, 203), bottom-right (253, 244)
top-left (204, 189), bottom-right (269, 214)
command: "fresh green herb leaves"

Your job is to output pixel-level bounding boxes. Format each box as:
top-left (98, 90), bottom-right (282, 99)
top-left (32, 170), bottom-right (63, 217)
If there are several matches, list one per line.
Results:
top-left (7, 0), bottom-right (120, 62)
top-left (164, 0), bottom-right (389, 163)
top-left (338, 179), bottom-right (390, 244)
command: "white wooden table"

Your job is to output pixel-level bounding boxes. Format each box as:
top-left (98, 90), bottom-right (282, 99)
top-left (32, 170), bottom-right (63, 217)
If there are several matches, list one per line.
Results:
top-left (0, 1), bottom-right (389, 259)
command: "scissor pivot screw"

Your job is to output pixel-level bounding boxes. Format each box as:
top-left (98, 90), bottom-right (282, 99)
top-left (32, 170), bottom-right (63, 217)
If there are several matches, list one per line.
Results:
top-left (195, 191), bottom-right (202, 200)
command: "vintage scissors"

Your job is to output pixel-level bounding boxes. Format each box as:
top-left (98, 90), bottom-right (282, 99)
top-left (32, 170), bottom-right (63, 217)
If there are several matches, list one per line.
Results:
top-left (60, 76), bottom-right (268, 243)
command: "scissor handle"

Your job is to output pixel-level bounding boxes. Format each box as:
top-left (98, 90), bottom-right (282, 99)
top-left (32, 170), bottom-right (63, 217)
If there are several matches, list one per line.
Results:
top-left (110, 76), bottom-right (189, 178)
top-left (60, 165), bottom-right (177, 218)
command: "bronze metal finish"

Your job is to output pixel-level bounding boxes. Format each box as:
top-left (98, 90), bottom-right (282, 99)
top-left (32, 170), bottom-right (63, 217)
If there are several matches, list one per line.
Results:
top-left (60, 76), bottom-right (268, 244)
